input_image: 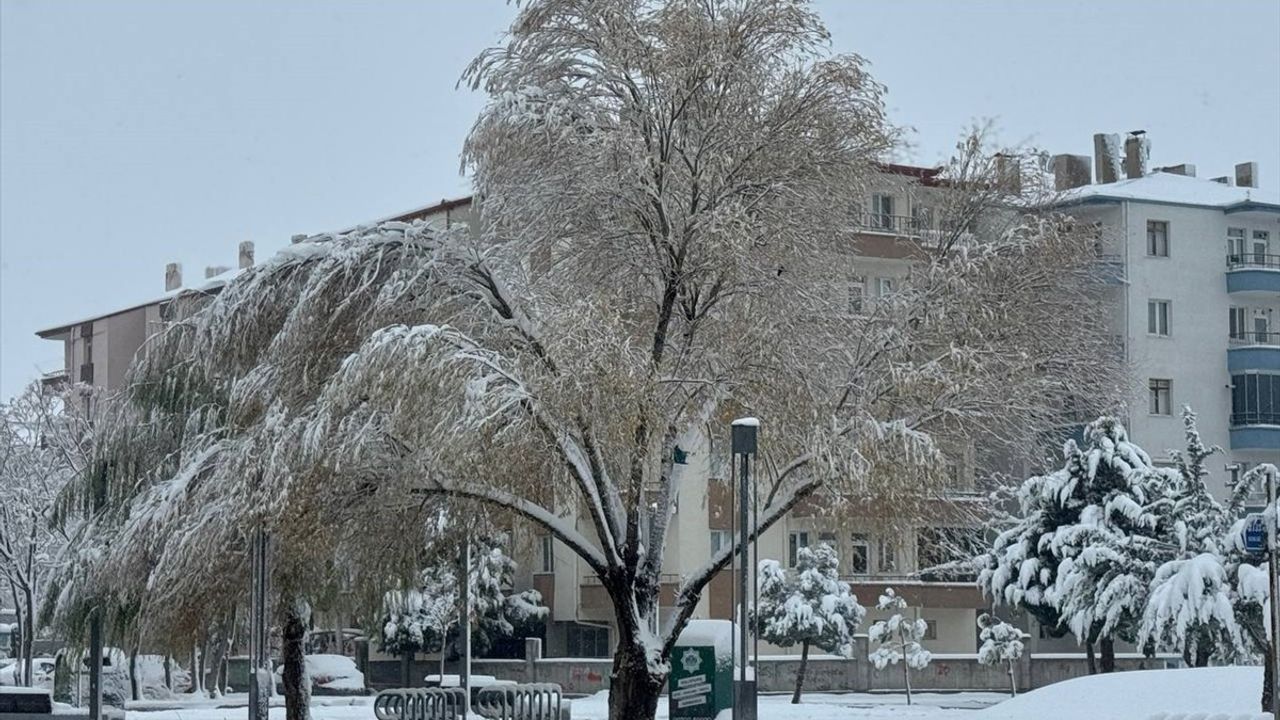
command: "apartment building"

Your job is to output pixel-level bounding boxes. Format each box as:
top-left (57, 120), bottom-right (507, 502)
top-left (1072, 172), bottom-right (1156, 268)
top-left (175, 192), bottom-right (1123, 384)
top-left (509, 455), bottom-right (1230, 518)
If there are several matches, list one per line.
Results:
top-left (1053, 133), bottom-right (1280, 504)
top-left (34, 243), bottom-right (257, 394)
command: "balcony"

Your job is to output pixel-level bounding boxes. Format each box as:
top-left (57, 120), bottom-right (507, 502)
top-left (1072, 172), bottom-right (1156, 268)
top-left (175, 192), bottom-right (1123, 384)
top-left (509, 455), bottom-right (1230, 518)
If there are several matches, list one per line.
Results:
top-left (850, 212), bottom-right (971, 248)
top-left (1226, 254), bottom-right (1280, 295)
top-left (1229, 412), bottom-right (1280, 450)
top-left (1228, 332), bottom-right (1280, 372)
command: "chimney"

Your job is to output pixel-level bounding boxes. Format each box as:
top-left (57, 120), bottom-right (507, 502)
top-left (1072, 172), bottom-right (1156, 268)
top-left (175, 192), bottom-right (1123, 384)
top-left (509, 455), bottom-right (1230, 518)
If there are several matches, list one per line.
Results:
top-left (239, 240), bottom-right (255, 269)
top-left (1155, 163), bottom-right (1197, 177)
top-left (1236, 162), bottom-right (1259, 188)
top-left (1051, 154), bottom-right (1092, 191)
top-left (1210, 176), bottom-right (1232, 185)
top-left (1093, 133), bottom-right (1121, 184)
top-left (994, 153), bottom-right (1022, 194)
top-left (1123, 131), bottom-right (1150, 179)
top-left (291, 233), bottom-right (308, 244)
top-left (205, 265), bottom-right (231, 279)
top-left (165, 263), bottom-right (183, 291)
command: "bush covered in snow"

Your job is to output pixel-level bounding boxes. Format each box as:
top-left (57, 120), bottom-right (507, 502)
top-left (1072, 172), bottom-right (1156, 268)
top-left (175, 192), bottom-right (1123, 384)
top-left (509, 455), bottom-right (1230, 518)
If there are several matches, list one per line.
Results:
top-left (867, 588), bottom-right (931, 705)
top-left (751, 543), bottom-right (865, 704)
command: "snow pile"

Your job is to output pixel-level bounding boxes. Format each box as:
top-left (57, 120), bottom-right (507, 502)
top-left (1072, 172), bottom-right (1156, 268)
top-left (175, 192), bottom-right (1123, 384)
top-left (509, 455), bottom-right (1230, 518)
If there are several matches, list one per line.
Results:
top-left (273, 655), bottom-right (363, 693)
top-left (677, 620), bottom-right (736, 670)
top-left (975, 667), bottom-right (1263, 720)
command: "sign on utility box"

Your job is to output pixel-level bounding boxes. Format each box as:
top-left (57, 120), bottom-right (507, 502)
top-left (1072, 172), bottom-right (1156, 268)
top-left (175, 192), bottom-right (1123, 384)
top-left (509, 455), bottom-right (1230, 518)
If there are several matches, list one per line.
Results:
top-left (1243, 513), bottom-right (1267, 553)
top-left (670, 621), bottom-right (733, 720)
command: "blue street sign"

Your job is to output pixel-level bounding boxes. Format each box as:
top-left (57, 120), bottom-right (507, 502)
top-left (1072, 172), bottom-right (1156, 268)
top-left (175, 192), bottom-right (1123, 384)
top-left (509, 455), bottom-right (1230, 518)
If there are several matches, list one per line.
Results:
top-left (1243, 513), bottom-right (1267, 553)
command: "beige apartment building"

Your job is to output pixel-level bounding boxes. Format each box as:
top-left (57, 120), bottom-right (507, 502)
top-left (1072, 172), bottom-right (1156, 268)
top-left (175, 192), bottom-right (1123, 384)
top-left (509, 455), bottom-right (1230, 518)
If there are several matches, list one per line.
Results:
top-left (34, 166), bottom-right (1039, 661)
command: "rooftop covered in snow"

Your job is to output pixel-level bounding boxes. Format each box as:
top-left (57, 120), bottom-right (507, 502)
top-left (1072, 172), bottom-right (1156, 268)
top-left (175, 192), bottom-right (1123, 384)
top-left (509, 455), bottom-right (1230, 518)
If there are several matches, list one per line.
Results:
top-left (1058, 170), bottom-right (1280, 212)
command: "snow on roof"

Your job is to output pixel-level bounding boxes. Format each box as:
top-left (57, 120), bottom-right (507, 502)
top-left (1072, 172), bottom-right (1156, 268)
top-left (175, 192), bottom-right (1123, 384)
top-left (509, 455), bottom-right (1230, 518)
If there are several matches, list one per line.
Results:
top-left (1060, 170), bottom-right (1280, 210)
top-left (731, 417), bottom-right (760, 427)
top-left (35, 267), bottom-right (245, 338)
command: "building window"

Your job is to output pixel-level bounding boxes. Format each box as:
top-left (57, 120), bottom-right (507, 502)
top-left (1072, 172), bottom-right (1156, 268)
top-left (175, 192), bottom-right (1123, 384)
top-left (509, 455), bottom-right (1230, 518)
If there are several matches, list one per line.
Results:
top-left (1255, 231), bottom-right (1272, 266)
top-left (1230, 307), bottom-right (1248, 341)
top-left (1149, 379), bottom-right (1172, 416)
top-left (1232, 373), bottom-right (1280, 426)
top-left (877, 539), bottom-right (897, 573)
top-left (1228, 228), bottom-right (1247, 264)
top-left (871, 194), bottom-right (895, 230)
top-left (923, 619), bottom-right (938, 641)
top-left (537, 535), bottom-right (554, 574)
top-left (877, 277), bottom-right (894, 298)
top-left (566, 623), bottom-right (611, 658)
top-left (710, 529), bottom-right (729, 555)
top-left (1147, 300), bottom-right (1171, 336)
top-left (848, 276), bottom-right (865, 314)
top-left (1146, 220), bottom-right (1169, 257)
top-left (849, 534), bottom-right (869, 574)
top-left (788, 531), bottom-right (810, 567)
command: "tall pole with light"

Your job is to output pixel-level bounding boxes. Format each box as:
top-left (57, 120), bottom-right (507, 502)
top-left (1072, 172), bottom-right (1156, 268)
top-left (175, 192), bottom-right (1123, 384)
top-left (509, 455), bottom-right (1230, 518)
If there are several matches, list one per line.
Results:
top-left (1266, 468), bottom-right (1280, 720)
top-left (731, 417), bottom-right (758, 720)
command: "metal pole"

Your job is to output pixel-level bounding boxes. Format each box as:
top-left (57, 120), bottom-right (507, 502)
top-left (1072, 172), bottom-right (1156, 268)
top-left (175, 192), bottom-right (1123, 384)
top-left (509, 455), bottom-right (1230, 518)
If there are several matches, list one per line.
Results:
top-left (1267, 470), bottom-right (1280, 720)
top-left (737, 452), bottom-right (750, 698)
top-left (728, 447), bottom-right (737, 718)
top-left (730, 419), bottom-right (758, 720)
top-left (459, 534), bottom-right (472, 716)
top-left (87, 612), bottom-right (102, 720)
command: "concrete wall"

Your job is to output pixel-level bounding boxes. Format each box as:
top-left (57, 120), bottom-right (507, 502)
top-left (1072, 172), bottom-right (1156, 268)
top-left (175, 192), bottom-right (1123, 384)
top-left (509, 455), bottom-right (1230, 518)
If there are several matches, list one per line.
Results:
top-left (350, 638), bottom-right (1187, 697)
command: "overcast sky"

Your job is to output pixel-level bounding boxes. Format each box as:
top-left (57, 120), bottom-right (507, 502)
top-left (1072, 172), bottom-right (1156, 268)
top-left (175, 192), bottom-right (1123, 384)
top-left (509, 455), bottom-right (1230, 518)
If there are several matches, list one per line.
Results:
top-left (2, 0), bottom-right (1278, 400)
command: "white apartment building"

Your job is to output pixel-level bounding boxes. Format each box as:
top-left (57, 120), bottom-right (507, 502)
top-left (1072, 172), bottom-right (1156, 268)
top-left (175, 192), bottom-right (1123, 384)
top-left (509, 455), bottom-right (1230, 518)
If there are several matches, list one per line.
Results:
top-left (1054, 133), bottom-right (1280, 504)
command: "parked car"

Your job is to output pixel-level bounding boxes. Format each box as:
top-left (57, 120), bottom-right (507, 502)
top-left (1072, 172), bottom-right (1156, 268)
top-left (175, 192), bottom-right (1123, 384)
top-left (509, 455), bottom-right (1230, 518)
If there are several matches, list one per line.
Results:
top-left (0, 657), bottom-right (56, 687)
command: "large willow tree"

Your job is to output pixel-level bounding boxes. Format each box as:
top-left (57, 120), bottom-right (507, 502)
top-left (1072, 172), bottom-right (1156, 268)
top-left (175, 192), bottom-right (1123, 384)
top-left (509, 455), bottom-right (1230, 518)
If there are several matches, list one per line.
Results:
top-left (53, 2), bottom-right (1120, 719)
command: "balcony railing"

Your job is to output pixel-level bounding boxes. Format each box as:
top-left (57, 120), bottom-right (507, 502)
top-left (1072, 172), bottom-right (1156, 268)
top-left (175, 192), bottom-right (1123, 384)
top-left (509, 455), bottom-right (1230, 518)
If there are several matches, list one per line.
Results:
top-left (852, 211), bottom-right (929, 235)
top-left (1228, 253), bottom-right (1280, 270)
top-left (1231, 411), bottom-right (1280, 426)
top-left (1230, 331), bottom-right (1280, 346)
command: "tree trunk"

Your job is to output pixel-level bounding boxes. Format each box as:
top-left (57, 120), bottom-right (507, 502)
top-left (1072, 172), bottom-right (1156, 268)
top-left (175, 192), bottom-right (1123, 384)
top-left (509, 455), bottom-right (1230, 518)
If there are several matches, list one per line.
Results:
top-left (606, 641), bottom-right (664, 720)
top-left (1263, 641), bottom-right (1274, 713)
top-left (1007, 659), bottom-right (1017, 697)
top-left (281, 599), bottom-right (311, 720)
top-left (163, 655), bottom-right (172, 692)
top-left (22, 583), bottom-right (35, 687)
top-left (1085, 640), bottom-right (1096, 675)
top-left (399, 651), bottom-right (412, 688)
top-left (1192, 642), bottom-right (1210, 668)
top-left (195, 645), bottom-right (206, 695)
top-left (187, 648), bottom-right (199, 694)
top-left (206, 626), bottom-right (227, 698)
top-left (903, 649), bottom-right (912, 706)
top-left (129, 649), bottom-right (140, 701)
top-left (791, 640), bottom-right (809, 704)
top-left (1099, 636), bottom-right (1115, 673)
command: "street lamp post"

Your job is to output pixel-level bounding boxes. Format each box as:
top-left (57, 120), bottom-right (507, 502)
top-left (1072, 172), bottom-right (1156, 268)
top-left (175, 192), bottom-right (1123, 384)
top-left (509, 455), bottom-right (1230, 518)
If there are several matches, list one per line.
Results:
top-left (1266, 469), bottom-right (1280, 720)
top-left (731, 417), bottom-right (758, 720)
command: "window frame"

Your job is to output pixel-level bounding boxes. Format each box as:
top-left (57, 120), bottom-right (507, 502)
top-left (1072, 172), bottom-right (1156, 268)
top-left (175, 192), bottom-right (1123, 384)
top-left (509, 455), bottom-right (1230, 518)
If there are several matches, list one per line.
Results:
top-left (537, 534), bottom-right (555, 574)
top-left (877, 538), bottom-right (897, 573)
top-left (1148, 378), bottom-right (1172, 416)
top-left (1146, 220), bottom-right (1170, 257)
top-left (1147, 299), bottom-right (1171, 337)
top-left (788, 531), bottom-right (810, 568)
top-left (848, 533), bottom-right (870, 575)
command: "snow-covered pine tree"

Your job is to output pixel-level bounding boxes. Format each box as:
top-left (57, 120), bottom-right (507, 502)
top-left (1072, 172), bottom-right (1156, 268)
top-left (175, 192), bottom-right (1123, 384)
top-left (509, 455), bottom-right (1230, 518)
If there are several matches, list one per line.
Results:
top-left (979, 417), bottom-right (1167, 672)
top-left (380, 534), bottom-right (547, 686)
top-left (976, 613), bottom-right (1025, 697)
top-left (751, 544), bottom-right (865, 704)
top-left (867, 588), bottom-right (931, 705)
top-left (1138, 408), bottom-right (1249, 667)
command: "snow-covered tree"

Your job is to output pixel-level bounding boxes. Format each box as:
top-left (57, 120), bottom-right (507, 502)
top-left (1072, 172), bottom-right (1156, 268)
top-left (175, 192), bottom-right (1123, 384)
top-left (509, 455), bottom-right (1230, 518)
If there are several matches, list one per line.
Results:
top-left (1138, 409), bottom-right (1250, 667)
top-left (867, 588), bottom-right (931, 705)
top-left (0, 381), bottom-right (93, 686)
top-left (978, 418), bottom-right (1167, 673)
top-left (976, 613), bottom-right (1025, 697)
top-left (751, 544), bottom-right (865, 704)
top-left (52, 4), bottom-right (1119, 719)
top-left (380, 533), bottom-right (547, 685)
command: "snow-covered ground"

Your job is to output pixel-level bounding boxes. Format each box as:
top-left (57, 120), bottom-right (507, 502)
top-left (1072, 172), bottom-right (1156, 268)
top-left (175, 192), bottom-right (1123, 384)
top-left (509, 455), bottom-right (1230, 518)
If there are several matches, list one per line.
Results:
top-left (118, 667), bottom-right (1265, 720)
